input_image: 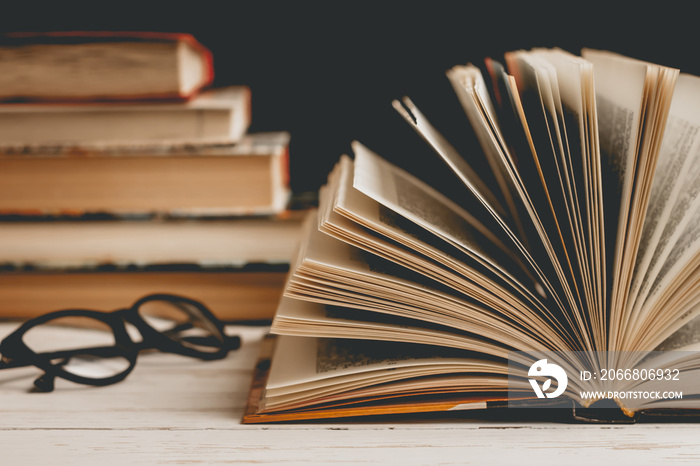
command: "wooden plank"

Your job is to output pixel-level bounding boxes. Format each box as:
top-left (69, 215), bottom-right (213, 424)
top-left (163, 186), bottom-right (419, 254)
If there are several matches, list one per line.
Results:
top-left (2, 426), bottom-right (700, 465)
top-left (2, 322), bottom-right (700, 464)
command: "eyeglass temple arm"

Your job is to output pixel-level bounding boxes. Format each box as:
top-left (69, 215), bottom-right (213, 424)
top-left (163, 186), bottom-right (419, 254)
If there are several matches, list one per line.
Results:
top-left (0, 345), bottom-right (125, 370)
top-left (182, 334), bottom-right (241, 350)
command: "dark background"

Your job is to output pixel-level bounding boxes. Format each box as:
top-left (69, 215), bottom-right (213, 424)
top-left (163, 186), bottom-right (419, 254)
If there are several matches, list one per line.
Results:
top-left (1, 1), bottom-right (696, 196)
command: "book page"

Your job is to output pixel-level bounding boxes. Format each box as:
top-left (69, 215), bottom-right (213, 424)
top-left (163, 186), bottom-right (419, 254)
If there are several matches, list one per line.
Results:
top-left (392, 92), bottom-right (544, 268)
top-left (350, 141), bottom-right (536, 292)
top-left (272, 296), bottom-right (515, 358)
top-left (652, 302), bottom-right (700, 353)
top-left (643, 212), bottom-right (700, 320)
top-left (581, 49), bottom-right (678, 351)
top-left (441, 64), bottom-right (579, 332)
top-left (580, 50), bottom-right (647, 319)
top-left (321, 167), bottom-right (523, 313)
top-left (390, 97), bottom-right (508, 220)
top-left (536, 49), bottom-right (606, 345)
top-left (265, 335), bottom-right (487, 391)
top-left (320, 154), bottom-right (576, 349)
top-left (326, 154), bottom-right (546, 315)
top-left (506, 50), bottom-right (603, 350)
top-left (263, 334), bottom-right (510, 410)
top-left (444, 66), bottom-right (523, 230)
top-left (623, 75), bottom-right (700, 347)
top-left (287, 210), bottom-right (568, 352)
top-left (265, 334), bottom-right (508, 392)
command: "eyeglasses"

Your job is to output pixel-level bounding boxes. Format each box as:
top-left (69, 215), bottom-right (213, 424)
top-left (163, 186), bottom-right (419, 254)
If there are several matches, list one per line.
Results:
top-left (0, 294), bottom-right (240, 392)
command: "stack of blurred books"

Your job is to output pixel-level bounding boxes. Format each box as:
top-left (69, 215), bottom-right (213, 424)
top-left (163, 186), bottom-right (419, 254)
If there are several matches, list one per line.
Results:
top-left (0, 31), bottom-right (302, 320)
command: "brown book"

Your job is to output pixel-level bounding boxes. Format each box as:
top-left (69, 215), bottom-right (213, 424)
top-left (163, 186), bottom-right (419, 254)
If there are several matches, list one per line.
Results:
top-left (0, 85), bottom-right (250, 149)
top-left (0, 208), bottom-right (305, 321)
top-left (0, 267), bottom-right (286, 321)
top-left (0, 31), bottom-right (214, 102)
top-left (0, 210), bottom-right (303, 268)
top-left (244, 48), bottom-right (700, 423)
top-left (0, 132), bottom-right (289, 216)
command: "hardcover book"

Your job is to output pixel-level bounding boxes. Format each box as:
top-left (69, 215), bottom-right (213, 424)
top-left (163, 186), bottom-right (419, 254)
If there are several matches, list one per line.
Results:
top-left (0, 31), bottom-right (214, 102)
top-left (0, 31), bottom-right (293, 325)
top-left (243, 48), bottom-right (700, 423)
top-left (0, 85), bottom-right (251, 149)
top-left (0, 265), bottom-right (288, 322)
top-left (0, 132), bottom-right (285, 215)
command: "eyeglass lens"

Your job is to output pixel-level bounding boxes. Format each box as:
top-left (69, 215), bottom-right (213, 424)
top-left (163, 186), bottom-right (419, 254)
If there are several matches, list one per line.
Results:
top-left (136, 299), bottom-right (225, 354)
top-left (21, 315), bottom-right (132, 380)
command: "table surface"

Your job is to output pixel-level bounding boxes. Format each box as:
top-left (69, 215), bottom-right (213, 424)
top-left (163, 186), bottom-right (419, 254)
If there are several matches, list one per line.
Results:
top-left (2, 322), bottom-right (700, 465)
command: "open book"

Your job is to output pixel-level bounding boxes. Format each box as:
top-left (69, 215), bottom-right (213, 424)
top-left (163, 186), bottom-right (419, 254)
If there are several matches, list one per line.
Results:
top-left (243, 48), bottom-right (700, 423)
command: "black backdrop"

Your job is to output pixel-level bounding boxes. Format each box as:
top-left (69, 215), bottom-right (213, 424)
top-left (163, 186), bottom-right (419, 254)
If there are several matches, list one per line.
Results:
top-left (1, 1), bottom-right (697, 195)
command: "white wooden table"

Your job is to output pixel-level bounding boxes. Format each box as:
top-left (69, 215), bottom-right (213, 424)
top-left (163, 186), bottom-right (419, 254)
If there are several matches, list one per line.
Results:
top-left (2, 322), bottom-right (700, 465)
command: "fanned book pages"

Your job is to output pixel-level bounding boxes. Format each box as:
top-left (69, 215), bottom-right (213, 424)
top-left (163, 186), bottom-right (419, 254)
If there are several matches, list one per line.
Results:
top-left (243, 48), bottom-right (700, 423)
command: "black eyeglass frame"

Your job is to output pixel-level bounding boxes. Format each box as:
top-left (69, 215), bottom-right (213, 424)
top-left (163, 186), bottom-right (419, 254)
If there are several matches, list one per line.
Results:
top-left (0, 293), bottom-right (240, 392)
